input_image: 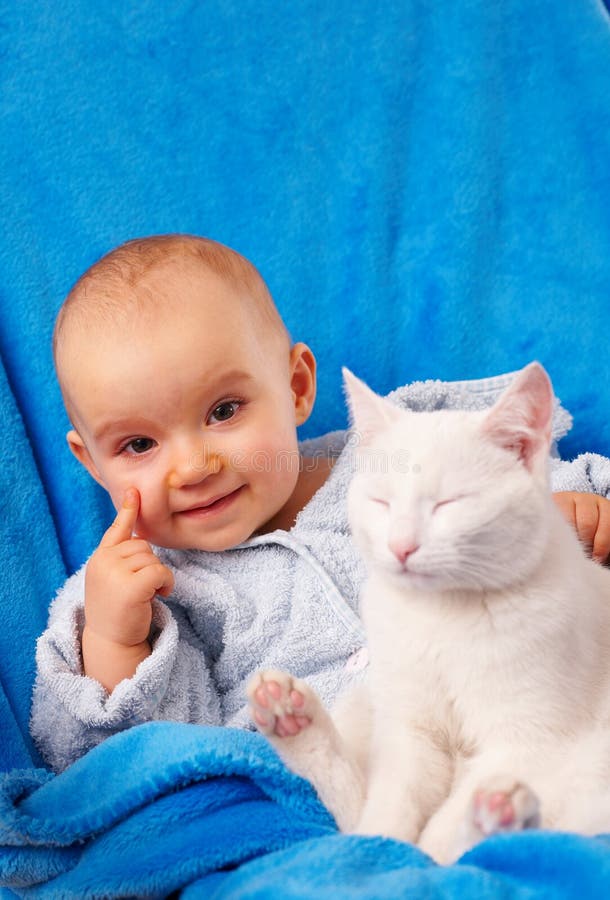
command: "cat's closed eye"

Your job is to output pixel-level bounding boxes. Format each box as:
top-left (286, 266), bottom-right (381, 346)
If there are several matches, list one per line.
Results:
top-left (370, 497), bottom-right (390, 508)
top-left (433, 496), bottom-right (466, 512)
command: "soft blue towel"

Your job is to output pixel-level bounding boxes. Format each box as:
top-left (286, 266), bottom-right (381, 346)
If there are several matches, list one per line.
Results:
top-left (2, 0), bottom-right (610, 894)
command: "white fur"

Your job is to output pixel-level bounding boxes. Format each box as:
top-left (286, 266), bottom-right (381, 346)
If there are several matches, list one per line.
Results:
top-left (248, 363), bottom-right (610, 863)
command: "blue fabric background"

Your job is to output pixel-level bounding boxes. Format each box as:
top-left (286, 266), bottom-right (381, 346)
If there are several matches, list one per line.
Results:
top-left (1, 0), bottom-right (610, 893)
top-left (1, 0), bottom-right (610, 576)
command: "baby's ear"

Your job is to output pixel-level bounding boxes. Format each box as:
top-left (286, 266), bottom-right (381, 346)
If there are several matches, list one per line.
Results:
top-left (66, 429), bottom-right (105, 487)
top-left (482, 362), bottom-right (553, 470)
top-left (289, 343), bottom-right (317, 426)
top-left (342, 368), bottom-right (401, 445)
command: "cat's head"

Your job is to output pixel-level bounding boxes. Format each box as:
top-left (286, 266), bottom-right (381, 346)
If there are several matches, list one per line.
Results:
top-left (344, 363), bottom-right (555, 593)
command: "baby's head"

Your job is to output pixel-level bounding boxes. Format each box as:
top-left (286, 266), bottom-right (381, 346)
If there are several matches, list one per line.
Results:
top-left (54, 234), bottom-right (317, 550)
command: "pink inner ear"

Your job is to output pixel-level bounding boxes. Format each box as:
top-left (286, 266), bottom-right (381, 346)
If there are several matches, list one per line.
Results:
top-left (503, 436), bottom-right (531, 464)
top-left (482, 363), bottom-right (553, 470)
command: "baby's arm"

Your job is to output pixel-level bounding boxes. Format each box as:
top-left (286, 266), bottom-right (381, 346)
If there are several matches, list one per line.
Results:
top-left (31, 496), bottom-right (223, 771)
top-left (83, 489), bottom-right (173, 692)
top-left (32, 588), bottom-right (222, 771)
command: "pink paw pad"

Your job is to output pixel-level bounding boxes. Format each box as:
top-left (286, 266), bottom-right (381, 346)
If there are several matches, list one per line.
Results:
top-left (472, 782), bottom-right (540, 836)
top-left (248, 672), bottom-right (312, 738)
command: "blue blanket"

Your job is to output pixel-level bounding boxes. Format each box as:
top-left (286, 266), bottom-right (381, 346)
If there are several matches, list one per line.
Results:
top-left (2, 0), bottom-right (610, 894)
top-left (2, 723), bottom-right (610, 898)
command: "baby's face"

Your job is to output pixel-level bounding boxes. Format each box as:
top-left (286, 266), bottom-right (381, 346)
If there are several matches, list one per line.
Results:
top-left (62, 271), bottom-right (312, 550)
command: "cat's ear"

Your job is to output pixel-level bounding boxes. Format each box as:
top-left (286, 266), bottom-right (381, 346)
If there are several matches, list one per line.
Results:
top-left (482, 362), bottom-right (553, 470)
top-left (342, 368), bottom-right (401, 444)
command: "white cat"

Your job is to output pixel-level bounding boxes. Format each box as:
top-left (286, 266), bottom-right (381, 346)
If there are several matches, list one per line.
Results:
top-left (247, 363), bottom-right (610, 864)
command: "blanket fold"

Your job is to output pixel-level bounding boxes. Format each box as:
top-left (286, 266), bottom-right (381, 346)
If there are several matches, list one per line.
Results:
top-left (0, 724), bottom-right (334, 894)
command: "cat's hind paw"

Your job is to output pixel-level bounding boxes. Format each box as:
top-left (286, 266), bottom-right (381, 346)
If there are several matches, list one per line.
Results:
top-left (470, 777), bottom-right (540, 837)
top-left (247, 669), bottom-right (316, 738)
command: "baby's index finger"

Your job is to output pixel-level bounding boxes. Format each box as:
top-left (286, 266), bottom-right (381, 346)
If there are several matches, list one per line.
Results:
top-left (100, 489), bottom-right (140, 547)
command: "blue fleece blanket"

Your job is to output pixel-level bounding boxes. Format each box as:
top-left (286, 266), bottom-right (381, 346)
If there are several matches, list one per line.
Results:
top-left (2, 0), bottom-right (610, 894)
top-left (3, 723), bottom-right (610, 898)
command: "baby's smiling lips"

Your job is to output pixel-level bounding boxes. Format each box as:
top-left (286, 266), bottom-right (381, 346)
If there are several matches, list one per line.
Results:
top-left (176, 485), bottom-right (245, 517)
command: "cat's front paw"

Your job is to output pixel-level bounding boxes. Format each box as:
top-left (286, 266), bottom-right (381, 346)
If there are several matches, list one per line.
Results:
top-left (247, 669), bottom-right (315, 738)
top-left (470, 777), bottom-right (540, 837)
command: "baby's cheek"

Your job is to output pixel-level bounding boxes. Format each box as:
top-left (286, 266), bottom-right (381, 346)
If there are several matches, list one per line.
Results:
top-left (107, 485), bottom-right (129, 516)
top-left (131, 514), bottom-right (164, 546)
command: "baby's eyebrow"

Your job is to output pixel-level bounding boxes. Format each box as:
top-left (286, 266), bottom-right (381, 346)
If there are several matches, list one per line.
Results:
top-left (92, 418), bottom-right (148, 441)
top-left (204, 369), bottom-right (256, 391)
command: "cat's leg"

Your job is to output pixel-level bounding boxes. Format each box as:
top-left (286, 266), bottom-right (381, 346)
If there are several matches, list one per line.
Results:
top-left (247, 669), bottom-right (366, 830)
top-left (442, 732), bottom-right (610, 857)
top-left (417, 759), bottom-right (540, 864)
top-left (453, 734), bottom-right (610, 853)
top-left (354, 726), bottom-right (452, 846)
top-left (463, 776), bottom-right (540, 845)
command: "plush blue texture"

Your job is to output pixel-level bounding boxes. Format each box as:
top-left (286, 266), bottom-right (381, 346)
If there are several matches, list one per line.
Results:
top-left (1, 0), bottom-right (610, 893)
top-left (2, 723), bottom-right (610, 897)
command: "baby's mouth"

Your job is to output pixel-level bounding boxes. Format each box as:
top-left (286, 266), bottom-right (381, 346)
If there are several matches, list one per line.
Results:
top-left (177, 486), bottom-right (245, 517)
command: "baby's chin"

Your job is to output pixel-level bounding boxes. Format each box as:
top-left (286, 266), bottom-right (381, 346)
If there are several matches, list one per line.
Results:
top-left (148, 534), bottom-right (251, 553)
top-left (144, 522), bottom-right (261, 553)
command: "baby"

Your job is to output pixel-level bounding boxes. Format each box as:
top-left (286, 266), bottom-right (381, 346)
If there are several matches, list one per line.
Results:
top-left (31, 233), bottom-right (610, 772)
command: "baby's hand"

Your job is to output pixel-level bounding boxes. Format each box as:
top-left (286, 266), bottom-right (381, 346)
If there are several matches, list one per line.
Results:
top-left (552, 492), bottom-right (610, 564)
top-left (84, 488), bottom-right (174, 649)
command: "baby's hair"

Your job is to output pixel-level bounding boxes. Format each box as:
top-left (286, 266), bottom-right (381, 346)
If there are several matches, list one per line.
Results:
top-left (53, 234), bottom-right (288, 367)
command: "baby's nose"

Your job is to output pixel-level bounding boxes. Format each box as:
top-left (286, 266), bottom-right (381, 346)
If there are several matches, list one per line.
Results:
top-left (168, 442), bottom-right (221, 488)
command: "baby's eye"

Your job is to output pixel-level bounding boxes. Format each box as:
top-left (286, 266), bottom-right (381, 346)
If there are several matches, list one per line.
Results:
top-left (208, 401), bottom-right (240, 424)
top-left (124, 437), bottom-right (156, 455)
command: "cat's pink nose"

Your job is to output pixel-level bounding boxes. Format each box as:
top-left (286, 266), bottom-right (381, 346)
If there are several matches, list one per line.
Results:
top-left (390, 539), bottom-right (419, 565)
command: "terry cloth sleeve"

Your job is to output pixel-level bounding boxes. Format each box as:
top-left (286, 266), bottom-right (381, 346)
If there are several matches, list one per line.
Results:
top-left (550, 454), bottom-right (610, 497)
top-left (30, 564), bottom-right (222, 773)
